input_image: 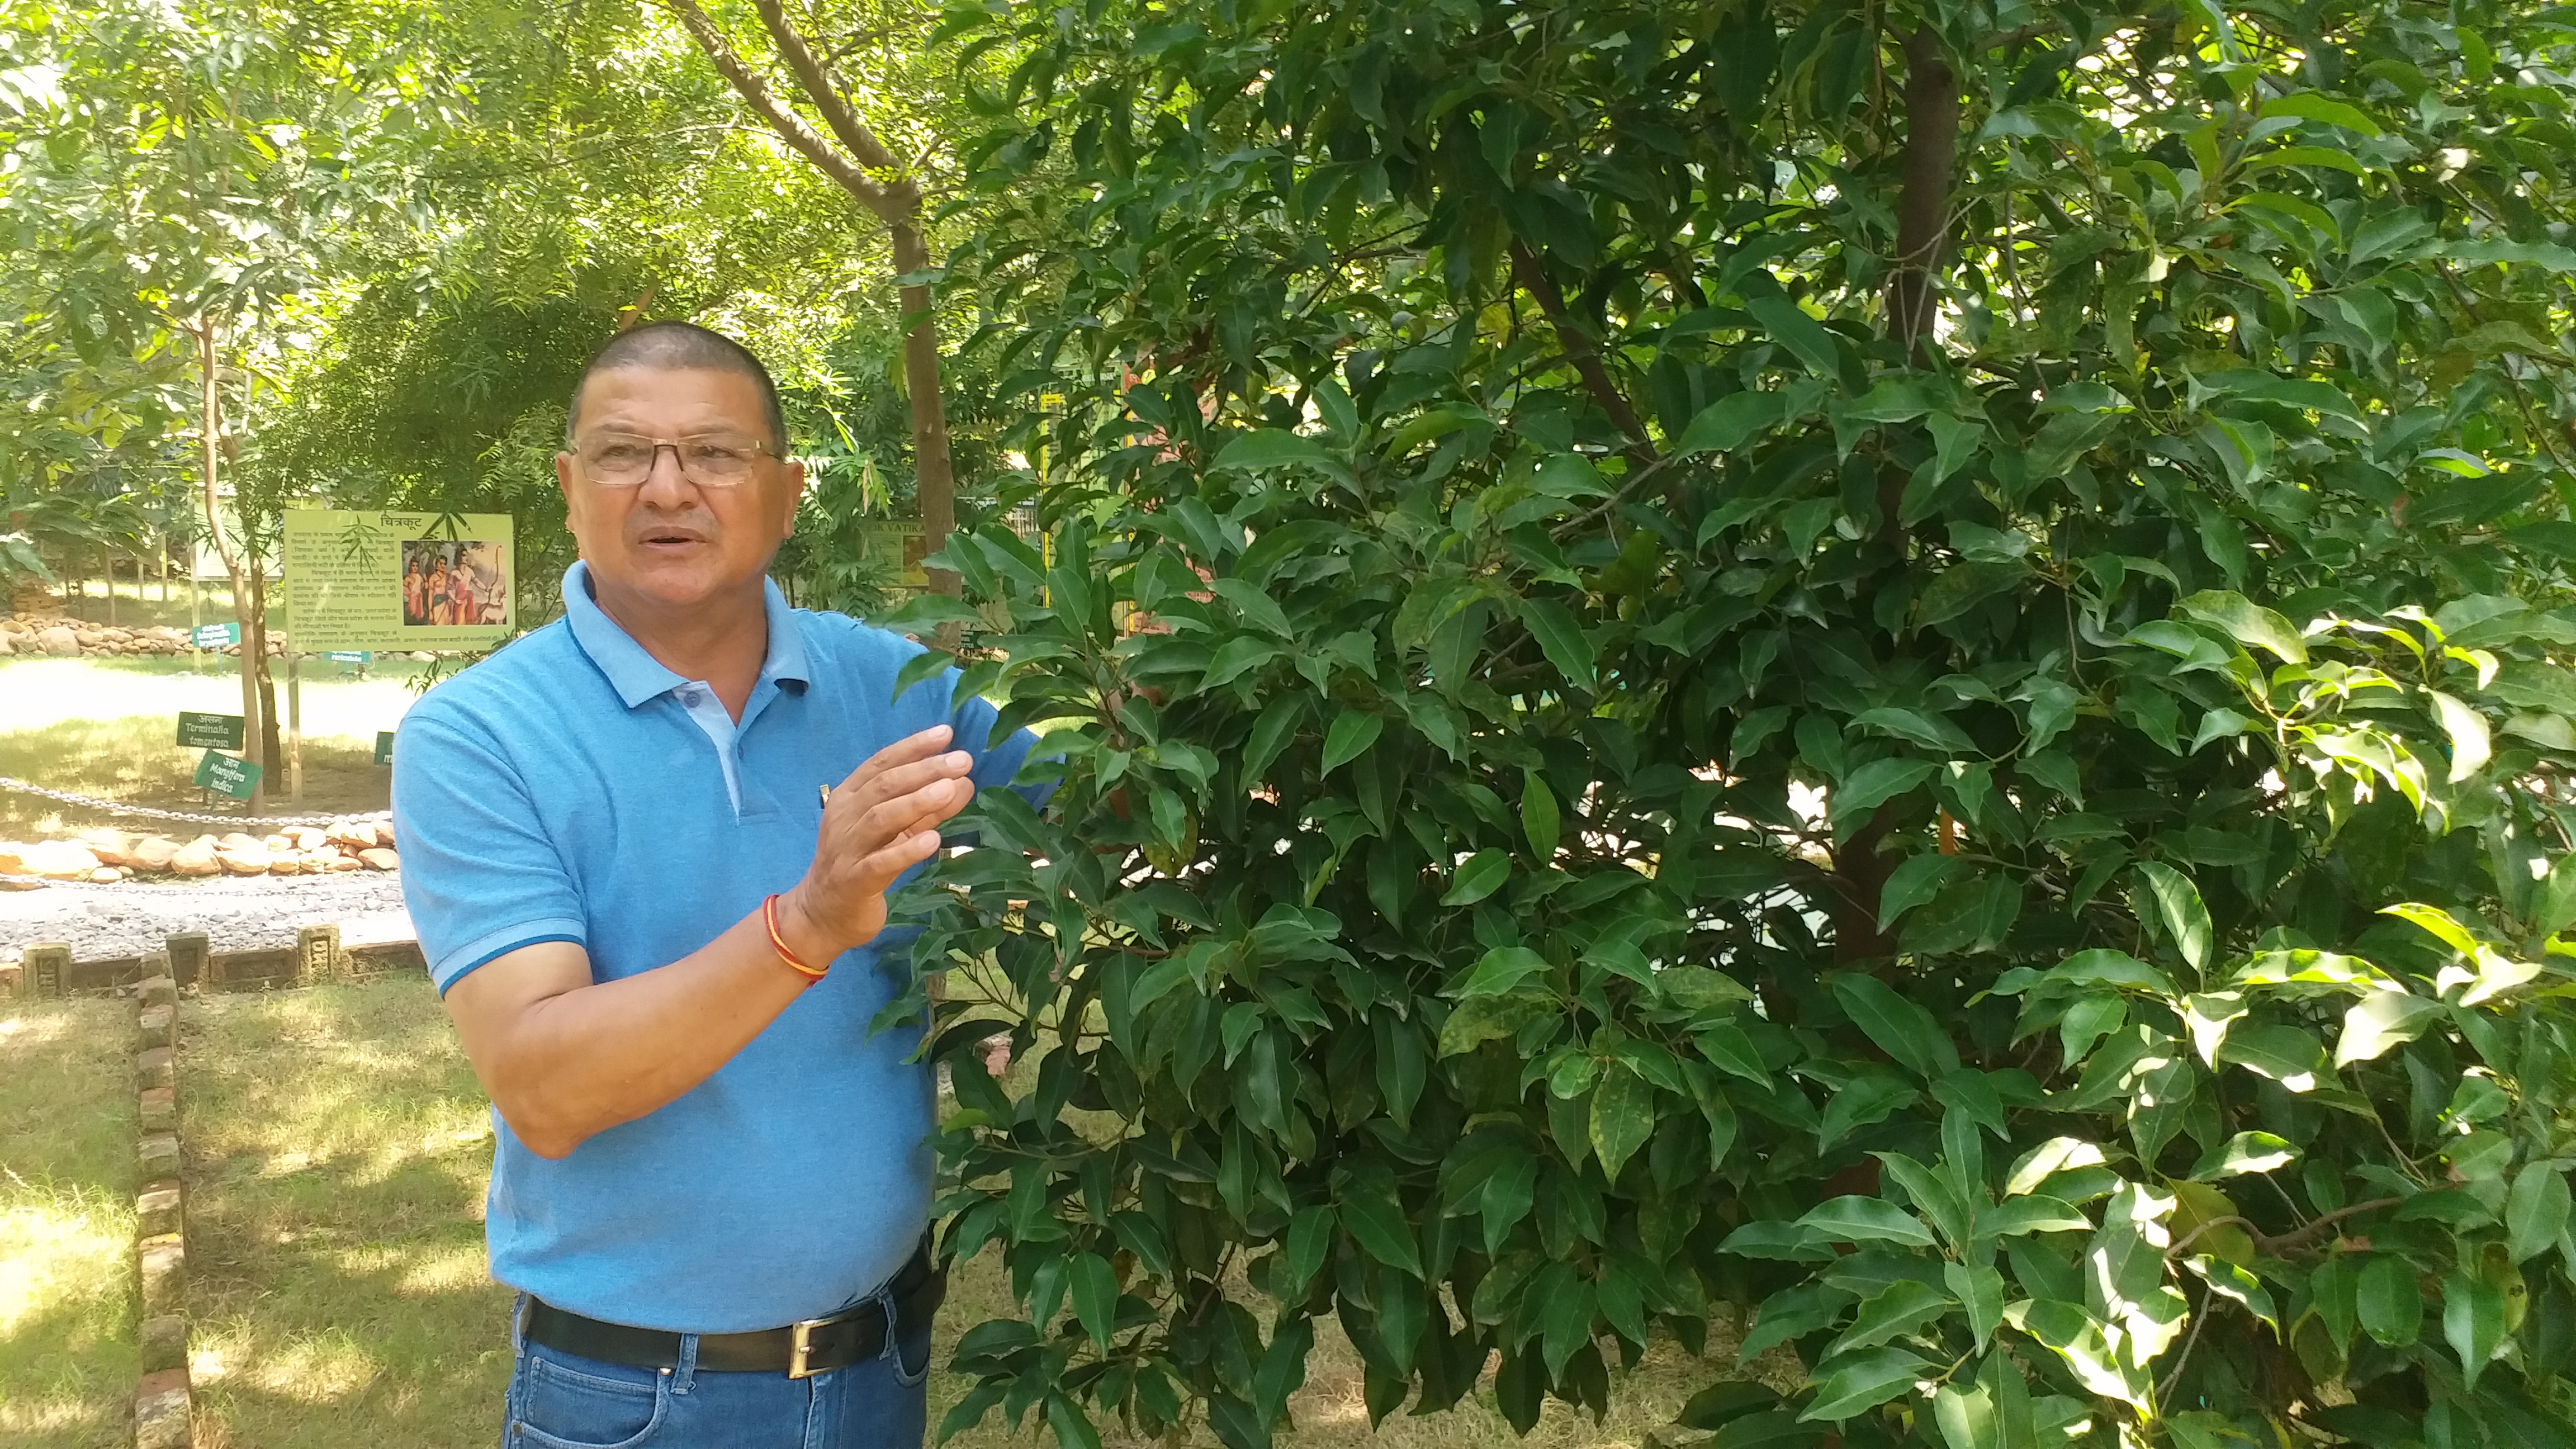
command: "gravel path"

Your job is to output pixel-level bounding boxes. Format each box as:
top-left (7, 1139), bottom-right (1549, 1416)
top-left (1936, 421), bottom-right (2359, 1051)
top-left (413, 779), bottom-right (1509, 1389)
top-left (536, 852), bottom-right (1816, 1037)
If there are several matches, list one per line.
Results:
top-left (0, 871), bottom-right (414, 963)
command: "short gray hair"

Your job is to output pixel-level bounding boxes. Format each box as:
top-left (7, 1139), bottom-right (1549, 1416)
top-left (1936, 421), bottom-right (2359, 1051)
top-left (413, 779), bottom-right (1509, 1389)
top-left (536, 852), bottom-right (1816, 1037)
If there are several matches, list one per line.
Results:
top-left (566, 320), bottom-right (786, 449)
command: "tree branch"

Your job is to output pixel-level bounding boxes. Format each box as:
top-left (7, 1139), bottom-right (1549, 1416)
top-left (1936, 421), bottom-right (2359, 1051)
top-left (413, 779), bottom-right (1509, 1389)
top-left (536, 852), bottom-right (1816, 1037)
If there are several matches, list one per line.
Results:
top-left (749, 0), bottom-right (911, 190)
top-left (663, 0), bottom-right (896, 215)
top-left (1507, 240), bottom-right (1659, 465)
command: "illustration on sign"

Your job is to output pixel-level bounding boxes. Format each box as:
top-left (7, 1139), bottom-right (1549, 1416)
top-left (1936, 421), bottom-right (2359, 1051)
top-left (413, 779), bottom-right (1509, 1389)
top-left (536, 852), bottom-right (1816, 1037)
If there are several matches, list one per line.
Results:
top-left (176, 712), bottom-right (246, 751)
top-left (400, 537), bottom-right (508, 627)
top-left (193, 750), bottom-right (262, 801)
top-left (282, 509), bottom-right (514, 652)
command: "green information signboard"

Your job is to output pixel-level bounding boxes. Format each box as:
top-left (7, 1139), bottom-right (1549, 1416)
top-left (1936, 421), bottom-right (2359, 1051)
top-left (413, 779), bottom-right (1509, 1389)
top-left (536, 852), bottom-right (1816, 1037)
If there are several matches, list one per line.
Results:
top-left (193, 750), bottom-right (262, 801)
top-left (192, 622), bottom-right (239, 649)
top-left (176, 712), bottom-right (246, 750)
top-left (374, 731), bottom-right (395, 766)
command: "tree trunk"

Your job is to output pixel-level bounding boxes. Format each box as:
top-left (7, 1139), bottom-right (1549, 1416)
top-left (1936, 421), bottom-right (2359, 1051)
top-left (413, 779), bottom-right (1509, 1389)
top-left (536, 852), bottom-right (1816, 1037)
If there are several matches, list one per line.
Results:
top-left (249, 558), bottom-right (282, 776)
top-left (1837, 30), bottom-right (1963, 964)
top-left (195, 319), bottom-right (264, 813)
top-left (892, 216), bottom-right (959, 597)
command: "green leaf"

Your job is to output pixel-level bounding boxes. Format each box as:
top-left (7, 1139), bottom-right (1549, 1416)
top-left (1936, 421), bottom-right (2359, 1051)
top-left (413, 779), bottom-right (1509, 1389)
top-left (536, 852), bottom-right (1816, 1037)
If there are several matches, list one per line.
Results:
top-left (1674, 389), bottom-right (1788, 457)
top-left (2508, 1163), bottom-right (2571, 1263)
top-left (1830, 759), bottom-right (1938, 831)
top-left (1797, 1195), bottom-right (1936, 1247)
top-left (2444, 1270), bottom-right (2507, 1389)
top-left (1281, 1206), bottom-right (1334, 1296)
top-left (2179, 590), bottom-right (2309, 664)
top-left (1945, 1262), bottom-right (2004, 1353)
top-left (1337, 1166), bottom-right (1424, 1278)
top-left (1877, 854), bottom-right (1964, 931)
top-left (1829, 974), bottom-right (1961, 1080)
top-left (1931, 1382), bottom-right (1997, 1449)
top-left (1441, 849), bottom-right (1512, 906)
top-left (2536, 856), bottom-right (2576, 937)
top-left (1590, 1065), bottom-right (1656, 1180)
top-left (2382, 902), bottom-right (2479, 955)
top-left (1046, 1391), bottom-right (1105, 1449)
top-left (2333, 991), bottom-right (2442, 1067)
top-left (2189, 1131), bottom-right (2299, 1180)
top-left (1819, 1075), bottom-right (1918, 1148)
top-left (2357, 1254), bottom-right (2422, 1347)
top-left (2222, 1024), bottom-right (2329, 1088)
top-left (1451, 946), bottom-right (1550, 998)
top-left (2005, 1138), bottom-right (2107, 1196)
top-left (1240, 696), bottom-right (1304, 784)
top-left (1437, 994), bottom-right (1552, 1055)
top-left (1799, 1348), bottom-right (1931, 1422)
top-left (2426, 690), bottom-right (2492, 783)
top-left (1520, 597), bottom-right (1597, 692)
top-left (1521, 769), bottom-right (1561, 860)
top-left (1320, 709), bottom-right (1383, 774)
top-left (1747, 294), bottom-right (1845, 379)
top-left (1214, 427), bottom-right (1337, 472)
top-left (1974, 1195), bottom-right (2090, 1238)
top-left (2262, 91), bottom-right (2383, 135)
top-left (1696, 1023), bottom-right (1773, 1086)
top-left (1830, 1277), bottom-right (1951, 1356)
top-left (1067, 1249), bottom-right (1119, 1349)
top-left (2132, 860), bottom-right (2214, 973)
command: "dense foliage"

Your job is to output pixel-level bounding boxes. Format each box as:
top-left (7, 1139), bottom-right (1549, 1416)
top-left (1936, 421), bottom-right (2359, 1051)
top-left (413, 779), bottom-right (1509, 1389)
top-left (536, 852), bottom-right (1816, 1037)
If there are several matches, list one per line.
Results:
top-left (887, 0), bottom-right (2576, 1446)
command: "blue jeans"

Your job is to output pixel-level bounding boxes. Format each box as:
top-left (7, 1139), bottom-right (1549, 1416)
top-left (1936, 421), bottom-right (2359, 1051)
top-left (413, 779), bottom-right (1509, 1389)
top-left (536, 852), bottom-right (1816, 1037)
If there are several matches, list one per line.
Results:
top-left (500, 1295), bottom-right (930, 1449)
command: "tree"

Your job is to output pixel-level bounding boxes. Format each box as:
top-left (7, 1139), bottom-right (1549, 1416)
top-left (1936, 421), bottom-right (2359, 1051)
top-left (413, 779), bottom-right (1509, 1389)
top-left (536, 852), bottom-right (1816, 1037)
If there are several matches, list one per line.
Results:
top-left (667, 0), bottom-right (972, 594)
top-left (891, 1), bottom-right (2576, 1446)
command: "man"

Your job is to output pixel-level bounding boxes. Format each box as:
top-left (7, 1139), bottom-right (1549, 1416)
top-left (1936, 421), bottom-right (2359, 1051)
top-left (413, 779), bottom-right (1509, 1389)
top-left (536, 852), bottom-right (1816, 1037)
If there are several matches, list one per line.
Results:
top-left (393, 321), bottom-right (1040, 1447)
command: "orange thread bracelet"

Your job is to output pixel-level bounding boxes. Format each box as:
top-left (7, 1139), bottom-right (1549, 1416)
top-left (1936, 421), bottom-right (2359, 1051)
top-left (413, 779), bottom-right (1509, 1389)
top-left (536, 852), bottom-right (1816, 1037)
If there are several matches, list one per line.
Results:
top-left (763, 894), bottom-right (828, 984)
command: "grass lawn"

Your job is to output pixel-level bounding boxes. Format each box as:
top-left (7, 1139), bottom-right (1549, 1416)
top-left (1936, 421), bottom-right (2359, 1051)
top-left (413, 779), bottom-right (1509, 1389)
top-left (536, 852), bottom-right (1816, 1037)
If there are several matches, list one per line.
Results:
top-left (175, 974), bottom-right (1766, 1447)
top-left (0, 657), bottom-right (419, 837)
top-left (0, 997), bottom-right (139, 1448)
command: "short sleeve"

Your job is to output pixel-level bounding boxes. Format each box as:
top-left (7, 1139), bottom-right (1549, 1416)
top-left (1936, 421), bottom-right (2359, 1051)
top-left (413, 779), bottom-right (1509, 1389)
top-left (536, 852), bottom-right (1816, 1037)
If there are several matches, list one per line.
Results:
top-left (392, 708), bottom-right (590, 995)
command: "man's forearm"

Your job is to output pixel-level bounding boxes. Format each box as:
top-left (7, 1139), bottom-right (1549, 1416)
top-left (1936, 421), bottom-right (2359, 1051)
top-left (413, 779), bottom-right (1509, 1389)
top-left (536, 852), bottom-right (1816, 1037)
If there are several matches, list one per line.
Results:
top-left (455, 908), bottom-right (826, 1159)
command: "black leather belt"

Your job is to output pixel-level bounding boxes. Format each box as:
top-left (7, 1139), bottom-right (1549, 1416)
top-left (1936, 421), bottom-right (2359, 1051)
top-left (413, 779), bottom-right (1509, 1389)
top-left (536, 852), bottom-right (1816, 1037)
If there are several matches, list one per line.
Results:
top-left (522, 1244), bottom-right (944, 1380)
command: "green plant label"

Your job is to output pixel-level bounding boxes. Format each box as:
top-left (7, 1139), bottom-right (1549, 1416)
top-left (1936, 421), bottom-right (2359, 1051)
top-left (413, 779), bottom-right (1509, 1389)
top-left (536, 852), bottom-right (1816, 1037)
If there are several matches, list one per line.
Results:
top-left (321, 650), bottom-right (371, 664)
top-left (373, 731), bottom-right (395, 766)
top-left (191, 622), bottom-right (239, 648)
top-left (176, 711), bottom-right (245, 750)
top-left (192, 750), bottom-right (261, 801)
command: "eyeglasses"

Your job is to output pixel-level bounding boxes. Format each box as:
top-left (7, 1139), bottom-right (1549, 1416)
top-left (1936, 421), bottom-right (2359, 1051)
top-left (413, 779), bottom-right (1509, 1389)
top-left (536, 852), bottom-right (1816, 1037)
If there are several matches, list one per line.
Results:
top-left (571, 432), bottom-right (775, 489)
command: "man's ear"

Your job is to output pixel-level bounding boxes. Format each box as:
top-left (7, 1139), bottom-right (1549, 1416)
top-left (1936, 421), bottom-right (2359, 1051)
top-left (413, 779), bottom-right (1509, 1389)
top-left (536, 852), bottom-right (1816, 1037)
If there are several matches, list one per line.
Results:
top-left (780, 458), bottom-right (809, 537)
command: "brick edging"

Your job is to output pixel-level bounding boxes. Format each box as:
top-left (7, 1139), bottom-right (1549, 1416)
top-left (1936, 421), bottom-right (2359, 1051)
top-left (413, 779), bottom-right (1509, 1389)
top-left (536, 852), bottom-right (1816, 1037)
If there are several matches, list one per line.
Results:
top-left (133, 948), bottom-right (190, 1448)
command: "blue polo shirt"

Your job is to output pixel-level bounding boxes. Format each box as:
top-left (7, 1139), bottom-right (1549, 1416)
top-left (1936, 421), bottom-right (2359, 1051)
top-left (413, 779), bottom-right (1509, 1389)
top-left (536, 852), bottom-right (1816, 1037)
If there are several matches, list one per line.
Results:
top-left (391, 561), bottom-right (1042, 1333)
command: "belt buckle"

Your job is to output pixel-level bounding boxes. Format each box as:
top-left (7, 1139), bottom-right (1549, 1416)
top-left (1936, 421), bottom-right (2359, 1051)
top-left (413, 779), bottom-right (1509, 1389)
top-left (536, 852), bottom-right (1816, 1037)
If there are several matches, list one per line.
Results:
top-left (787, 1316), bottom-right (828, 1380)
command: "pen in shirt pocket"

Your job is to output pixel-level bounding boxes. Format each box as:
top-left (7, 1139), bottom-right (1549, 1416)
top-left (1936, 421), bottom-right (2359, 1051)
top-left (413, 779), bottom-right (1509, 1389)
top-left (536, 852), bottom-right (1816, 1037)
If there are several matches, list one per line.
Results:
top-left (819, 783), bottom-right (832, 809)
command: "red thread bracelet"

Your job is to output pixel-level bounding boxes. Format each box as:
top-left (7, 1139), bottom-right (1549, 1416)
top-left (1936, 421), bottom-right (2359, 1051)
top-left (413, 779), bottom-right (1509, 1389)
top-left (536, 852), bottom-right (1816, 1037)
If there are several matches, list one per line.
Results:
top-left (763, 894), bottom-right (828, 983)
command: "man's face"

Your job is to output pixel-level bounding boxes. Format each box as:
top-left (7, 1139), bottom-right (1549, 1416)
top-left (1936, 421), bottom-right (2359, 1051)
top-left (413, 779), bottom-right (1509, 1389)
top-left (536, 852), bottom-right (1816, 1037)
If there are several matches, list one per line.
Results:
top-left (556, 366), bottom-right (805, 614)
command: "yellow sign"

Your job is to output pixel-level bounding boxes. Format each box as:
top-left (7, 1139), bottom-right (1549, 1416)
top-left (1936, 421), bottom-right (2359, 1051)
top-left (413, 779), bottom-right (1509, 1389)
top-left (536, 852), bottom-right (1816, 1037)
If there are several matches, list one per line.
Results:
top-left (282, 510), bottom-right (516, 652)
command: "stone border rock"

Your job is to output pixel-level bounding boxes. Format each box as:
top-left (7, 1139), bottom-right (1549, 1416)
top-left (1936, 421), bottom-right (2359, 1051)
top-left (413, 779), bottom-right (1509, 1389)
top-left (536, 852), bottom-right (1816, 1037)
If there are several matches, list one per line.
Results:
top-left (1, 823), bottom-right (400, 885)
top-left (133, 949), bottom-right (191, 1448)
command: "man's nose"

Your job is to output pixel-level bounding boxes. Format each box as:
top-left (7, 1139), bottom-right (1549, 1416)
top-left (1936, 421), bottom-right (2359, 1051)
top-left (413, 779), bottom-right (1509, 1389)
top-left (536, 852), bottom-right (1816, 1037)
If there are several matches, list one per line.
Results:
top-left (636, 444), bottom-right (697, 507)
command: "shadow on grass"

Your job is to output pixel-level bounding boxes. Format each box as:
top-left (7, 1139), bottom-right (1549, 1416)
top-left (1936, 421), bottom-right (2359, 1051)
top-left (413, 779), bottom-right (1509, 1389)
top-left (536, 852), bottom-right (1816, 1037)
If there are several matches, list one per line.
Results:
top-left (0, 998), bottom-right (140, 1449)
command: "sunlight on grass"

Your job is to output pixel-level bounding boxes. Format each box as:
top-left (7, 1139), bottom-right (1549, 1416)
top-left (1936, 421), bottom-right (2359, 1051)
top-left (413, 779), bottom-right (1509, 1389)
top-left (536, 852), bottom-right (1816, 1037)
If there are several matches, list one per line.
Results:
top-left (0, 657), bottom-right (416, 836)
top-left (0, 998), bottom-right (138, 1449)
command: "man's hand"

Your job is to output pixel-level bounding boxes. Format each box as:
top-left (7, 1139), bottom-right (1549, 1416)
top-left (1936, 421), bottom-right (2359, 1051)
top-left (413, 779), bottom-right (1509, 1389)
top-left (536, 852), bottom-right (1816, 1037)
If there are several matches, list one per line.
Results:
top-left (780, 724), bottom-right (978, 960)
